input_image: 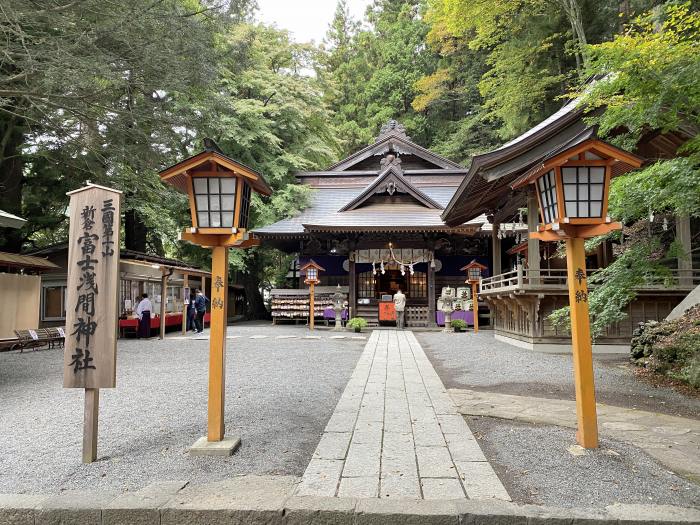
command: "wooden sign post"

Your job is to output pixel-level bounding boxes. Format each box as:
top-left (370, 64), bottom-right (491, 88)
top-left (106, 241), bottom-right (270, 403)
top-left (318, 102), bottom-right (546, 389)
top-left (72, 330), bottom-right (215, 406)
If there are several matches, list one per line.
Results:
top-left (301, 260), bottom-right (324, 331)
top-left (63, 184), bottom-right (121, 463)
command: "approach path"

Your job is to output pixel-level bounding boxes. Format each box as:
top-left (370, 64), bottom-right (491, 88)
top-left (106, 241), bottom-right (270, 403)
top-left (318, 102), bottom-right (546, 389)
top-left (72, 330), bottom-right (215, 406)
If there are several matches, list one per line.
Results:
top-left (297, 330), bottom-right (510, 500)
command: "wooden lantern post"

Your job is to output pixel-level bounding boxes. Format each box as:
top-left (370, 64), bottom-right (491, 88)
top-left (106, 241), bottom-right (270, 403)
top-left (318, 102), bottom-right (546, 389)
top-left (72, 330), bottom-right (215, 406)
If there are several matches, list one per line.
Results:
top-left (513, 137), bottom-right (643, 449)
top-left (159, 140), bottom-right (272, 455)
top-left (460, 260), bottom-right (487, 334)
top-left (301, 260), bottom-right (325, 330)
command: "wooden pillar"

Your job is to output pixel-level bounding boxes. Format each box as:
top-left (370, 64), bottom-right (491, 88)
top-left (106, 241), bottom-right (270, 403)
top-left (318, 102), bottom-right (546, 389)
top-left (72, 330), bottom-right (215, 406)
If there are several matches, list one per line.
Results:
top-left (427, 251), bottom-right (436, 327)
top-left (348, 253), bottom-right (356, 318)
top-left (677, 214), bottom-right (693, 286)
top-left (527, 191), bottom-right (541, 284)
top-left (208, 246), bottom-right (228, 442)
top-left (159, 271), bottom-right (168, 340)
top-left (471, 281), bottom-right (479, 333)
top-left (491, 223), bottom-right (501, 276)
top-left (182, 273), bottom-right (189, 335)
top-left (565, 237), bottom-right (599, 449)
top-left (309, 282), bottom-right (315, 330)
top-left (82, 388), bottom-right (99, 463)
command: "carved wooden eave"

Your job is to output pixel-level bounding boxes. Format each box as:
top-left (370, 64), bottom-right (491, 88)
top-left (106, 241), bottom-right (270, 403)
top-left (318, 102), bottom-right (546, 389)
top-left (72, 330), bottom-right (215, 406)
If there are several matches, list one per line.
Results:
top-left (338, 160), bottom-right (443, 212)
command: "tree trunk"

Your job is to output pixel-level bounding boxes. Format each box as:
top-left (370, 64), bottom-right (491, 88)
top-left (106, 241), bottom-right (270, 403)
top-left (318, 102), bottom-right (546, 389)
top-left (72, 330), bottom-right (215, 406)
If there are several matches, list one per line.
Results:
top-left (243, 250), bottom-right (271, 320)
top-left (557, 0), bottom-right (589, 72)
top-left (0, 114), bottom-right (26, 251)
top-left (124, 208), bottom-right (148, 253)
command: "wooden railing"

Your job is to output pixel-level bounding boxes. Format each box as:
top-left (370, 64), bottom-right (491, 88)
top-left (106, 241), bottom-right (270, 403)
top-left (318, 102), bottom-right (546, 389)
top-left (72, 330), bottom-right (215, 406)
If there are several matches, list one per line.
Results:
top-left (480, 265), bottom-right (700, 294)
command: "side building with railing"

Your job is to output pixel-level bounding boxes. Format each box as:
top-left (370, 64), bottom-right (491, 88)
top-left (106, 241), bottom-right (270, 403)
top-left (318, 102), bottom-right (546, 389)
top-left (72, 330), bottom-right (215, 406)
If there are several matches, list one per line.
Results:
top-left (441, 97), bottom-right (697, 352)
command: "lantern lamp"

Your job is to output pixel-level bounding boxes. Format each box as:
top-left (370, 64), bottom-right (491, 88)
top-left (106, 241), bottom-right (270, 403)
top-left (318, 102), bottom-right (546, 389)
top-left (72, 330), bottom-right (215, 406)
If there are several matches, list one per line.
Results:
top-left (512, 136), bottom-right (643, 450)
top-left (159, 139), bottom-right (271, 246)
top-left (157, 139), bottom-right (272, 455)
top-left (300, 259), bottom-right (325, 330)
top-left (513, 137), bottom-right (643, 240)
top-left (460, 260), bottom-right (488, 334)
top-left (460, 260), bottom-right (487, 284)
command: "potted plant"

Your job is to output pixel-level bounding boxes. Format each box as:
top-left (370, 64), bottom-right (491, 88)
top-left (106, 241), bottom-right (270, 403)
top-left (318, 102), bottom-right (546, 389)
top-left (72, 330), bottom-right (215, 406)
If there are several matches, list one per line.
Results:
top-left (347, 317), bottom-right (368, 333)
top-left (451, 319), bottom-right (467, 333)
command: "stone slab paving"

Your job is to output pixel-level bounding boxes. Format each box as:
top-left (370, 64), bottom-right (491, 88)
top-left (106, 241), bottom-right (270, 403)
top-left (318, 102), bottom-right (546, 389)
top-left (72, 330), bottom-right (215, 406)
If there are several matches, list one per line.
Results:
top-left (449, 388), bottom-right (700, 482)
top-left (297, 330), bottom-right (510, 500)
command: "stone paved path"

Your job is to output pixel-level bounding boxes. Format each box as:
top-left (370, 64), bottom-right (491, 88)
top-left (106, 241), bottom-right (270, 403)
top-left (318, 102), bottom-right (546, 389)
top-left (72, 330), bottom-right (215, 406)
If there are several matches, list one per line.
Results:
top-left (449, 389), bottom-right (700, 482)
top-left (297, 330), bottom-right (510, 500)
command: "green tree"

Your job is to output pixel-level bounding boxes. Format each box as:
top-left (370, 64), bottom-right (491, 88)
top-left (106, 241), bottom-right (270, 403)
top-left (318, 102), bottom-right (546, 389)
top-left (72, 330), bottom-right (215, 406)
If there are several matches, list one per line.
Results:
top-left (550, 1), bottom-right (700, 337)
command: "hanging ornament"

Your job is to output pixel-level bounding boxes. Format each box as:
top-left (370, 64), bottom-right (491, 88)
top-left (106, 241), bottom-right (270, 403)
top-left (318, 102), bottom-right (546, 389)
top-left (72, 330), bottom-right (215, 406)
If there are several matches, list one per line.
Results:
top-left (400, 264), bottom-right (405, 276)
top-left (372, 261), bottom-right (377, 275)
top-left (662, 218), bottom-right (669, 231)
top-left (380, 260), bottom-right (385, 275)
top-left (409, 264), bottom-right (414, 275)
top-left (649, 209), bottom-right (654, 223)
top-left (518, 211), bottom-right (525, 229)
top-left (430, 258), bottom-right (436, 269)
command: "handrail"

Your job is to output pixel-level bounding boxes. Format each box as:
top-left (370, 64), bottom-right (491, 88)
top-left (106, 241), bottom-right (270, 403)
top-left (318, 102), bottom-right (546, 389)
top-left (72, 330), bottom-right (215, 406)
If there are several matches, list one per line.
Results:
top-left (481, 266), bottom-right (700, 293)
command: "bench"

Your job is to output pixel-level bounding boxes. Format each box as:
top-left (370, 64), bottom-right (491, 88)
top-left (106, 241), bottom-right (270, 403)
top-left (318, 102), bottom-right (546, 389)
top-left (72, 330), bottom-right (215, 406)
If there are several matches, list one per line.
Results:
top-left (13, 327), bottom-right (65, 352)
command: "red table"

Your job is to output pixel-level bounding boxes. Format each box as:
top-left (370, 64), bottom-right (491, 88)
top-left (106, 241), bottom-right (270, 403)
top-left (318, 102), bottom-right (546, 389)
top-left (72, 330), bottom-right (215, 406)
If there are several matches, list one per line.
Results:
top-left (119, 312), bottom-right (210, 337)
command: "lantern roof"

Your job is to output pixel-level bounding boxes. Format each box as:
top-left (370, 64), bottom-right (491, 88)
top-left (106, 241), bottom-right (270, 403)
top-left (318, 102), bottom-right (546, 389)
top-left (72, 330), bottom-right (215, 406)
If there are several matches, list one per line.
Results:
top-left (460, 260), bottom-right (488, 272)
top-left (159, 141), bottom-right (272, 197)
top-left (511, 135), bottom-right (644, 190)
top-left (300, 259), bottom-right (326, 272)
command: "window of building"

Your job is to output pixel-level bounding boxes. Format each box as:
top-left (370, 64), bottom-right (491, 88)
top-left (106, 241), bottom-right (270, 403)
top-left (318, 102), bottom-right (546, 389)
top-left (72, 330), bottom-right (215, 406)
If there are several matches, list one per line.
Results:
top-left (42, 284), bottom-right (66, 321)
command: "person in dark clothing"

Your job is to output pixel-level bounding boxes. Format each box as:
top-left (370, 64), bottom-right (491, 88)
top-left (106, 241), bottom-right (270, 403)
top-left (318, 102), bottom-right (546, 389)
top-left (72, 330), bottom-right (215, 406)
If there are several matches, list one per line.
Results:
top-left (186, 293), bottom-right (197, 332)
top-left (194, 289), bottom-right (207, 333)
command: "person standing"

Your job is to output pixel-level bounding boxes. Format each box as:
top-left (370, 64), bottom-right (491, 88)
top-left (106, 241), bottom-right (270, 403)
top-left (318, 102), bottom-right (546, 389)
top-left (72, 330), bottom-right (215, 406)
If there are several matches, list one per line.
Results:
top-left (394, 288), bottom-right (406, 330)
top-left (186, 293), bottom-right (197, 332)
top-left (194, 289), bottom-right (208, 333)
top-left (136, 293), bottom-right (153, 339)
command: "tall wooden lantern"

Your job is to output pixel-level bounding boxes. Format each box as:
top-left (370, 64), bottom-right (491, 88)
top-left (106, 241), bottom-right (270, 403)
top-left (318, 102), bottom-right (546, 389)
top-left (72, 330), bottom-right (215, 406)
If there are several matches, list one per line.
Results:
top-left (513, 137), bottom-right (642, 449)
top-left (159, 140), bottom-right (272, 455)
top-left (301, 259), bottom-right (325, 330)
top-left (460, 260), bottom-right (487, 334)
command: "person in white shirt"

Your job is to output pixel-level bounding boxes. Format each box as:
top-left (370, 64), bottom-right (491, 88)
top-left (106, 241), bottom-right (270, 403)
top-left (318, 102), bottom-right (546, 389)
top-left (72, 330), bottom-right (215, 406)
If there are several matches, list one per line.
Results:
top-left (394, 289), bottom-right (406, 330)
top-left (136, 293), bottom-right (153, 339)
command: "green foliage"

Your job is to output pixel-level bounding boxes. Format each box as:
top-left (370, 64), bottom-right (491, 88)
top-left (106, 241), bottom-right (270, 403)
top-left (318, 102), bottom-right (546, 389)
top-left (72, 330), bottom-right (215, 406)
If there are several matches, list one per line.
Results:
top-left (450, 319), bottom-right (467, 331)
top-left (630, 305), bottom-right (700, 388)
top-left (347, 317), bottom-right (369, 330)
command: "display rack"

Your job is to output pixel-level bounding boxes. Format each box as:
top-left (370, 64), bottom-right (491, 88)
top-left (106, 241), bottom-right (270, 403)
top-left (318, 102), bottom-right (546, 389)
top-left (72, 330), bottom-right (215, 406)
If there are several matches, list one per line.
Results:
top-left (270, 287), bottom-right (348, 324)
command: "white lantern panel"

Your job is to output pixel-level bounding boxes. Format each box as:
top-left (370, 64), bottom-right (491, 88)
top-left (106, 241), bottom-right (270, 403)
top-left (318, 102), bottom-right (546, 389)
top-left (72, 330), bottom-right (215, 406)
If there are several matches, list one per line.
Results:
top-left (197, 212), bottom-right (210, 227)
top-left (537, 170), bottom-right (559, 224)
top-left (195, 195), bottom-right (208, 211)
top-left (209, 195), bottom-right (221, 211)
top-left (590, 167), bottom-right (605, 183)
top-left (210, 213), bottom-right (221, 227)
top-left (221, 194), bottom-right (235, 211)
top-left (220, 178), bottom-right (236, 194)
top-left (221, 212), bottom-right (234, 227)
top-left (208, 177), bottom-right (220, 193)
top-left (193, 178), bottom-right (208, 194)
top-left (561, 165), bottom-right (606, 219)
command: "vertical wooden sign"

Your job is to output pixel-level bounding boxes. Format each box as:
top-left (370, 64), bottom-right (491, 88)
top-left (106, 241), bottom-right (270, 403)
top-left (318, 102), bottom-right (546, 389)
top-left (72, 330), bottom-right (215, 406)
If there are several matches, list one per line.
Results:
top-left (63, 184), bottom-right (122, 462)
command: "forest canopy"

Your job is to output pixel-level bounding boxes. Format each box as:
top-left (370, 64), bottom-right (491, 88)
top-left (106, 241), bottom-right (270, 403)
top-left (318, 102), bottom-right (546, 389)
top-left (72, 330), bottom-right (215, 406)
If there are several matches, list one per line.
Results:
top-left (1, 0), bottom-right (698, 322)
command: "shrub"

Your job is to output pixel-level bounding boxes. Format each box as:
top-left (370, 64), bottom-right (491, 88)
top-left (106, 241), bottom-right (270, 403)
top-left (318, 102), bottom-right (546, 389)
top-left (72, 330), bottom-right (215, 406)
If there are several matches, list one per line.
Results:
top-left (450, 319), bottom-right (467, 331)
top-left (347, 317), bottom-right (368, 331)
top-left (630, 305), bottom-right (700, 388)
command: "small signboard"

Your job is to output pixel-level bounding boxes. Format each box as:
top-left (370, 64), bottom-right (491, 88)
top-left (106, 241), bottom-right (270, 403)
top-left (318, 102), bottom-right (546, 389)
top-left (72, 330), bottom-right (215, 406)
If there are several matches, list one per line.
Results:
top-left (63, 184), bottom-right (121, 389)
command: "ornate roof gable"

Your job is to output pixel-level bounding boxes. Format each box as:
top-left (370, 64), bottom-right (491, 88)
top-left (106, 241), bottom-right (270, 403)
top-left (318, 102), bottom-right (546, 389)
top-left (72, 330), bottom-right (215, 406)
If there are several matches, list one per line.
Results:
top-left (327, 120), bottom-right (464, 172)
top-left (338, 156), bottom-right (443, 212)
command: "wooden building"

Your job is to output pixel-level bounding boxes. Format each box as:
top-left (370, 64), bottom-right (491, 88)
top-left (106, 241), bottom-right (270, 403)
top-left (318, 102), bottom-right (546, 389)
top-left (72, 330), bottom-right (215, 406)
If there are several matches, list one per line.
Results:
top-left (255, 121), bottom-right (491, 327)
top-left (441, 98), bottom-right (699, 351)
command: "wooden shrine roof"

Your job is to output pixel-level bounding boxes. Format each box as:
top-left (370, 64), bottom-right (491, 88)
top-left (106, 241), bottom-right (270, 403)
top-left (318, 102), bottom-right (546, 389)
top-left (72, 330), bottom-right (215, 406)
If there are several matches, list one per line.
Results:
top-left (255, 120), bottom-right (484, 239)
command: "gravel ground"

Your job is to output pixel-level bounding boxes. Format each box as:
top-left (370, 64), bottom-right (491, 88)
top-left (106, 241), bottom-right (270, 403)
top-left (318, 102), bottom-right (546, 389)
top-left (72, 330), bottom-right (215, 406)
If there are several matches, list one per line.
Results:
top-left (0, 322), bottom-right (363, 494)
top-left (467, 416), bottom-right (700, 508)
top-left (416, 331), bottom-right (700, 419)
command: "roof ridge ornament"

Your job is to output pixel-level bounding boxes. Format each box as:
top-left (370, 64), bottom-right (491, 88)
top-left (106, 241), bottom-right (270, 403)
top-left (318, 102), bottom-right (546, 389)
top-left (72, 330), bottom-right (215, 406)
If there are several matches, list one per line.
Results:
top-left (377, 120), bottom-right (411, 141)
